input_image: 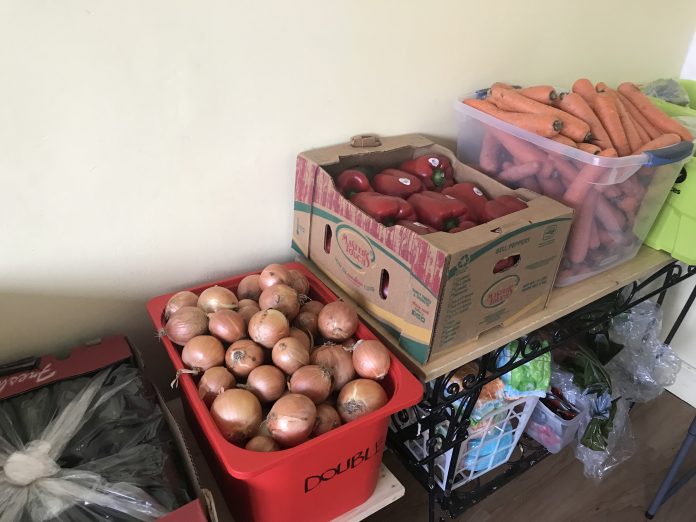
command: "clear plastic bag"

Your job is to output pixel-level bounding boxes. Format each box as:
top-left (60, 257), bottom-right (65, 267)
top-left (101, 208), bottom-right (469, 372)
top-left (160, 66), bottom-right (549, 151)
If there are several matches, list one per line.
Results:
top-left (0, 364), bottom-right (190, 522)
top-left (607, 301), bottom-right (682, 403)
top-left (642, 78), bottom-right (691, 107)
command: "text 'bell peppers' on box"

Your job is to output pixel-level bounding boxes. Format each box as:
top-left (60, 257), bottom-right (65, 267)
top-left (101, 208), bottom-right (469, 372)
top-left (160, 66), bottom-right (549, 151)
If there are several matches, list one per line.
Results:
top-left (292, 134), bottom-right (574, 364)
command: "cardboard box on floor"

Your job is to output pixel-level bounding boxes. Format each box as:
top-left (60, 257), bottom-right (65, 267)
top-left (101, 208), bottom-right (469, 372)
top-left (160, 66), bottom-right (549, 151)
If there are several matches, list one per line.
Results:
top-left (293, 134), bottom-right (573, 364)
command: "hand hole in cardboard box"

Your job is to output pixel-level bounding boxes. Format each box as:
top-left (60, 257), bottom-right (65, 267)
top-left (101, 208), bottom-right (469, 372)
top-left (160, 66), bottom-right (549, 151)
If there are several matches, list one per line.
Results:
top-left (323, 224), bottom-right (332, 254)
top-left (379, 269), bottom-right (389, 299)
top-left (493, 254), bottom-right (520, 274)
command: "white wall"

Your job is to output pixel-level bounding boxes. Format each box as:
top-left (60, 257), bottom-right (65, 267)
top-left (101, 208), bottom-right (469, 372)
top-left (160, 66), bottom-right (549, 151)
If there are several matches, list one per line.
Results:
top-left (2, 0), bottom-right (696, 363)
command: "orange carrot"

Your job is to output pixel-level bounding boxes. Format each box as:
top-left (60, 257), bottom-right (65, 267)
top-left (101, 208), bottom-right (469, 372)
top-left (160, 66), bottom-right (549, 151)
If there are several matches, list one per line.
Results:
top-left (557, 92), bottom-right (613, 149)
top-left (498, 161), bottom-right (540, 182)
top-left (563, 148), bottom-right (618, 207)
top-left (518, 85), bottom-right (558, 104)
top-left (572, 78), bottom-right (599, 108)
top-left (538, 174), bottom-right (565, 198)
top-left (479, 132), bottom-right (502, 174)
top-left (602, 88), bottom-right (643, 151)
top-left (631, 112), bottom-right (651, 144)
top-left (491, 129), bottom-right (549, 164)
top-left (463, 98), bottom-right (563, 137)
top-left (589, 219), bottom-right (600, 250)
top-left (603, 185), bottom-right (622, 198)
top-left (595, 81), bottom-right (610, 93)
top-left (598, 229), bottom-right (621, 249)
top-left (550, 156), bottom-right (579, 184)
top-left (618, 83), bottom-right (694, 141)
top-left (488, 86), bottom-right (592, 142)
top-left (550, 135), bottom-right (577, 148)
top-left (577, 143), bottom-right (601, 155)
top-left (593, 94), bottom-right (630, 156)
top-left (519, 175), bottom-right (542, 193)
top-left (568, 189), bottom-right (599, 264)
top-left (616, 91), bottom-right (661, 140)
top-left (618, 196), bottom-right (639, 215)
top-left (632, 133), bottom-right (681, 154)
top-left (596, 193), bottom-right (627, 232)
top-left (538, 160), bottom-right (555, 179)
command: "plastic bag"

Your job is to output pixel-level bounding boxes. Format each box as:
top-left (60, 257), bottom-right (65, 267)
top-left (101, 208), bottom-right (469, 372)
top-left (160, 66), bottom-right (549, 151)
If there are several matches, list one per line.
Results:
top-left (607, 301), bottom-right (681, 403)
top-left (0, 364), bottom-right (190, 522)
top-left (498, 340), bottom-right (551, 399)
top-left (642, 78), bottom-right (691, 107)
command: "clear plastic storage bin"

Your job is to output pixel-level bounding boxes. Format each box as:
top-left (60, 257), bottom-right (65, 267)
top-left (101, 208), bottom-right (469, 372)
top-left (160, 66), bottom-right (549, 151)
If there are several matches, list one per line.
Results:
top-left (524, 400), bottom-right (583, 454)
top-left (454, 97), bottom-right (694, 286)
top-left (391, 396), bottom-right (538, 490)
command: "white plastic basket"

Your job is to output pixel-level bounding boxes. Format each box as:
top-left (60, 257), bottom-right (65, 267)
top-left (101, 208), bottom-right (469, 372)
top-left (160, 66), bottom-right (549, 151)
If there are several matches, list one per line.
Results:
top-left (392, 396), bottom-right (538, 491)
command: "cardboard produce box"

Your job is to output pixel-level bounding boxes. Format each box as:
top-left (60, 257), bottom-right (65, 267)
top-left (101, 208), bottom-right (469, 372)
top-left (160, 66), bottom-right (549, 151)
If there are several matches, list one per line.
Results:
top-left (292, 134), bottom-right (573, 364)
top-left (0, 337), bottom-right (217, 522)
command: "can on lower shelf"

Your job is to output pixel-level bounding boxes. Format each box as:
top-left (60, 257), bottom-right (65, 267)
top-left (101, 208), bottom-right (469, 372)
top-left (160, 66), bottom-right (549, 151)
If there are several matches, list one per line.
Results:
top-left (147, 263), bottom-right (423, 522)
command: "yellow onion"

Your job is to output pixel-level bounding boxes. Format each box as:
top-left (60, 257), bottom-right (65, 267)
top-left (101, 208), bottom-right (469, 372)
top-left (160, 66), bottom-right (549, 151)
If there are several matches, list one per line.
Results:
top-left (208, 309), bottom-right (246, 343)
top-left (288, 269), bottom-right (310, 295)
top-left (317, 301), bottom-right (359, 341)
top-left (248, 309), bottom-right (290, 348)
top-left (225, 340), bottom-right (265, 378)
top-left (337, 379), bottom-right (388, 423)
top-left (245, 435), bottom-right (280, 452)
top-left (267, 393), bottom-right (317, 447)
top-left (288, 328), bottom-right (312, 351)
top-left (165, 291), bottom-right (199, 320)
top-left (237, 301), bottom-right (261, 326)
top-left (246, 365), bottom-right (287, 403)
top-left (259, 284), bottom-right (300, 320)
top-left (198, 367), bottom-right (236, 407)
top-left (272, 337), bottom-right (310, 375)
top-left (237, 274), bottom-right (262, 301)
top-left (300, 301), bottom-right (324, 316)
top-left (352, 340), bottom-right (391, 381)
top-left (311, 344), bottom-right (355, 392)
top-left (163, 306), bottom-right (208, 345)
top-left (181, 336), bottom-right (225, 371)
top-left (210, 389), bottom-right (262, 444)
top-left (288, 365), bottom-right (333, 404)
top-left (312, 403), bottom-right (341, 437)
top-left (293, 312), bottom-right (318, 338)
top-left (197, 286), bottom-right (238, 313)
top-left (258, 263), bottom-right (291, 290)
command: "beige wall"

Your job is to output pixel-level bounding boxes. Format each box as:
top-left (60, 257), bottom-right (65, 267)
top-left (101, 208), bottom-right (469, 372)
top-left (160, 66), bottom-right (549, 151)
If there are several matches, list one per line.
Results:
top-left (2, 1), bottom-right (696, 363)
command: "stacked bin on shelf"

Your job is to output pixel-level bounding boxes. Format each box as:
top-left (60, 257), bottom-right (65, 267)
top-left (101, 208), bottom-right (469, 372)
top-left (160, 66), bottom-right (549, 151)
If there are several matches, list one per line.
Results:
top-left (147, 263), bottom-right (423, 522)
top-left (454, 95), bottom-right (694, 286)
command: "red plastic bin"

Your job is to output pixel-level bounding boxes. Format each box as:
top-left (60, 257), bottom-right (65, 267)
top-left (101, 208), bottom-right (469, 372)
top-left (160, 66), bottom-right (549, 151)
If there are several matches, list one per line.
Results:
top-left (147, 263), bottom-right (423, 522)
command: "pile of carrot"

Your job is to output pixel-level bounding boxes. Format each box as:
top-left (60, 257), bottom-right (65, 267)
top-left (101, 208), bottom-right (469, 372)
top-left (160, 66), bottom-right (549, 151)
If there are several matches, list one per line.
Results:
top-left (463, 79), bottom-right (694, 282)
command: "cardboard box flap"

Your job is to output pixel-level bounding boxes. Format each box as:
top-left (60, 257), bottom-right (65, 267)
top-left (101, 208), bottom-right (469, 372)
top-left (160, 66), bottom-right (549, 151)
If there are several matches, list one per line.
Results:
top-left (301, 134), bottom-right (433, 166)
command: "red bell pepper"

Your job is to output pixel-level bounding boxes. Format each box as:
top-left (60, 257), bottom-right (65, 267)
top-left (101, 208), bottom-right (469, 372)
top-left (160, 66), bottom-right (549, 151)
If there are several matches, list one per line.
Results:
top-left (481, 195), bottom-right (528, 222)
top-left (448, 221), bottom-right (478, 233)
top-left (397, 220), bottom-right (438, 235)
top-left (442, 183), bottom-right (488, 223)
top-left (336, 168), bottom-right (373, 197)
top-left (351, 192), bottom-right (416, 226)
top-left (372, 169), bottom-right (423, 198)
top-left (407, 191), bottom-right (473, 231)
top-left (399, 155), bottom-right (455, 191)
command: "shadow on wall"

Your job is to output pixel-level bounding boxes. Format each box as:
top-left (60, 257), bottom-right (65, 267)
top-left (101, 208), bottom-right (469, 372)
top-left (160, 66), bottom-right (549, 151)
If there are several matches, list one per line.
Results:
top-left (0, 291), bottom-right (177, 397)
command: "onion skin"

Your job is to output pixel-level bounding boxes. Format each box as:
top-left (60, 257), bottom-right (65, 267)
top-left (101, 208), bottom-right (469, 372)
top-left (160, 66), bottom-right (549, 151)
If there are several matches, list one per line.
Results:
top-left (165, 291), bottom-right (199, 320)
top-left (337, 379), bottom-right (388, 423)
top-left (258, 264), bottom-right (291, 290)
top-left (288, 269), bottom-right (310, 295)
top-left (272, 337), bottom-right (310, 375)
top-left (352, 340), bottom-right (391, 381)
top-left (300, 301), bottom-right (324, 316)
top-left (311, 344), bottom-right (355, 392)
top-left (238, 302), bottom-right (261, 326)
top-left (197, 286), bottom-right (239, 313)
top-left (288, 365), bottom-right (333, 404)
top-left (288, 328), bottom-right (312, 351)
top-left (312, 403), bottom-right (341, 437)
top-left (267, 393), bottom-right (317, 447)
top-left (293, 312), bottom-right (318, 338)
top-left (210, 389), bottom-right (262, 444)
top-left (237, 274), bottom-right (262, 301)
top-left (248, 309), bottom-right (290, 348)
top-left (245, 435), bottom-right (280, 452)
top-left (246, 365), bottom-right (287, 403)
top-left (259, 284), bottom-right (300, 320)
top-left (225, 340), bottom-right (265, 378)
top-left (164, 306), bottom-right (209, 345)
top-left (198, 367), bottom-right (236, 407)
top-left (317, 301), bottom-right (359, 341)
top-left (182, 335), bottom-right (225, 371)
top-left (208, 309), bottom-right (246, 343)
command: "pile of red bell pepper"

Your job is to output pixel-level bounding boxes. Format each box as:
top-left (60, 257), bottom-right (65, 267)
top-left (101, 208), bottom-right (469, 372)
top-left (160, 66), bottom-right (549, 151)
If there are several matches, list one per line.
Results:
top-left (334, 154), bottom-right (530, 234)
